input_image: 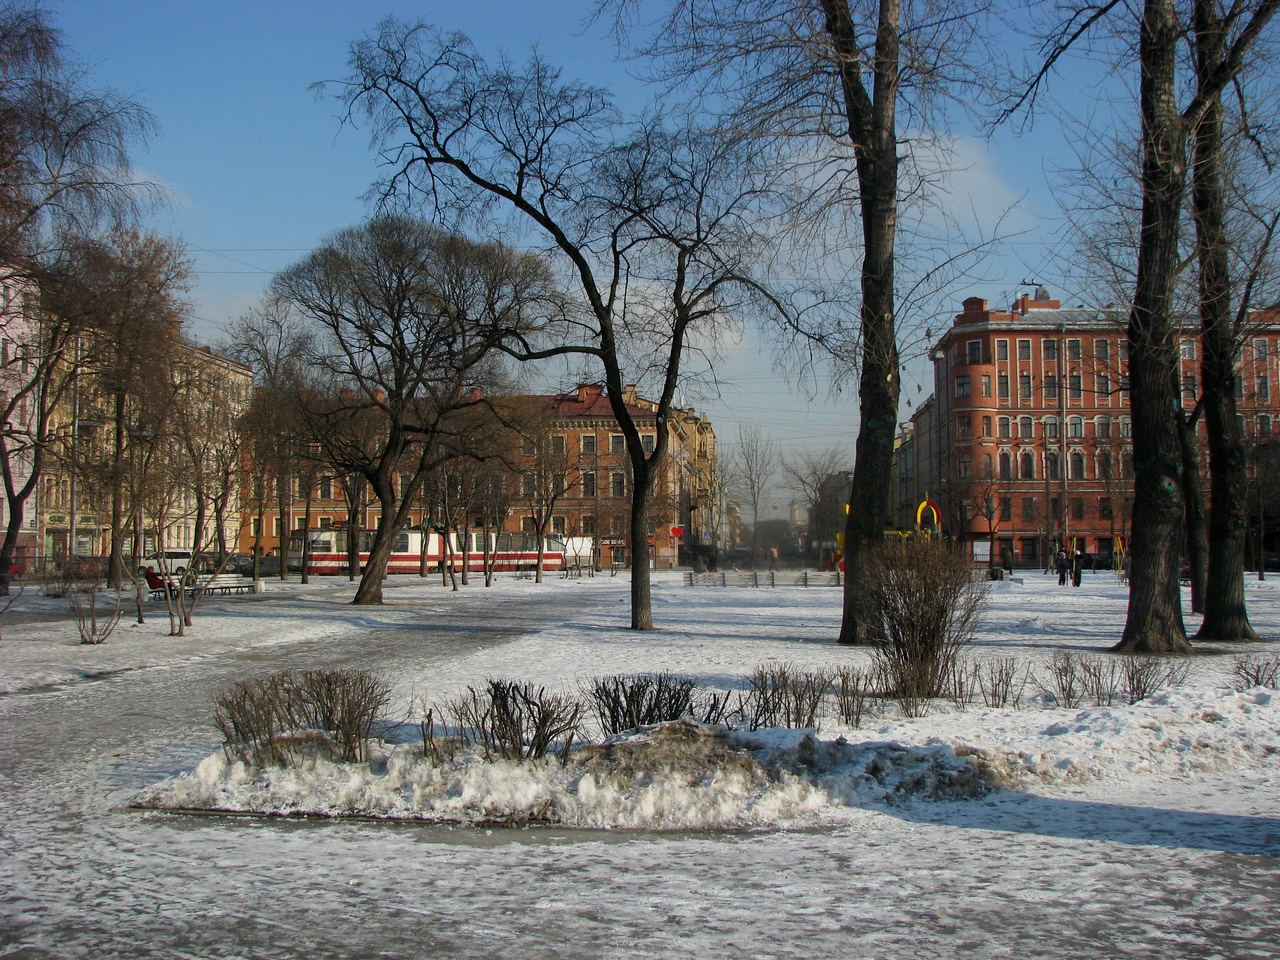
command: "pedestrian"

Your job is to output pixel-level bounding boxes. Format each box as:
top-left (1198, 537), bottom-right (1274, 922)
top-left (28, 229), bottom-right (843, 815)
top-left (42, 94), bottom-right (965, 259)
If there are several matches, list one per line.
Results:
top-left (1072, 549), bottom-right (1084, 587)
top-left (1056, 549), bottom-right (1069, 586)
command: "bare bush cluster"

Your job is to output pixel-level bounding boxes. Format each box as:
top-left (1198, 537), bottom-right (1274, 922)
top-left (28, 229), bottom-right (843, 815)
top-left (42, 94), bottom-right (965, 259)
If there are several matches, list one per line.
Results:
top-left (446, 679), bottom-right (585, 762)
top-left (738, 663), bottom-right (833, 731)
top-left (68, 581), bottom-right (123, 645)
top-left (1231, 654), bottom-right (1280, 690)
top-left (866, 541), bottom-right (989, 717)
top-left (1040, 651), bottom-right (1189, 707)
top-left (584, 672), bottom-right (729, 736)
top-left (213, 669), bottom-right (392, 767)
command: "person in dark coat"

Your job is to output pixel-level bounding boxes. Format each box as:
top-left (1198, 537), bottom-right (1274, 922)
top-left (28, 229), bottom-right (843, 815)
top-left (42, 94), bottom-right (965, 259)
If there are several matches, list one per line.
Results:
top-left (1071, 549), bottom-right (1084, 587)
top-left (1056, 550), bottom-right (1069, 586)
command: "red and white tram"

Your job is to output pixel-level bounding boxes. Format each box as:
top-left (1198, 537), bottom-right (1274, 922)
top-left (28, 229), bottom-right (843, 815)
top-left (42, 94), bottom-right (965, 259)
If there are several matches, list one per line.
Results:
top-left (286, 528), bottom-right (593, 576)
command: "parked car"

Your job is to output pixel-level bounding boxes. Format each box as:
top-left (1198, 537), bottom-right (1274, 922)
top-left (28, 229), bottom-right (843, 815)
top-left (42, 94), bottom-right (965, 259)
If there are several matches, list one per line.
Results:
top-left (1265, 554), bottom-right (1280, 572)
top-left (219, 553), bottom-right (256, 575)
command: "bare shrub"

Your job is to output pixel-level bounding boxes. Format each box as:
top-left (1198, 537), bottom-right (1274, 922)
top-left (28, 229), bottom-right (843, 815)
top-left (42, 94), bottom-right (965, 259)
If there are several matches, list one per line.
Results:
top-left (1231, 654), bottom-right (1280, 690)
top-left (212, 668), bottom-right (392, 767)
top-left (866, 540), bottom-right (988, 713)
top-left (448, 679), bottom-right (584, 762)
top-left (1079, 656), bottom-right (1121, 707)
top-left (584, 672), bottom-right (700, 736)
top-left (213, 674), bottom-right (294, 768)
top-left (977, 657), bottom-right (1029, 709)
top-left (737, 663), bottom-right (832, 731)
top-left (832, 665), bottom-right (874, 728)
top-left (1043, 651), bottom-right (1087, 708)
top-left (68, 580), bottom-right (123, 645)
top-left (947, 656), bottom-right (979, 707)
top-left (1121, 656), bottom-right (1190, 704)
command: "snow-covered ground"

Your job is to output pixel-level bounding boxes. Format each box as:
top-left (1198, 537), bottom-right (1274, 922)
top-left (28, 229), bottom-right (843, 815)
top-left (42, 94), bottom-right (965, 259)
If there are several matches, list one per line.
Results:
top-left (1, 568), bottom-right (1278, 958)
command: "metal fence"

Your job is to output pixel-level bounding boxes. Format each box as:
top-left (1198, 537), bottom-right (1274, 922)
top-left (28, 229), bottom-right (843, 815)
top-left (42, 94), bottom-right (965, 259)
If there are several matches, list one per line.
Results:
top-left (684, 570), bottom-right (843, 588)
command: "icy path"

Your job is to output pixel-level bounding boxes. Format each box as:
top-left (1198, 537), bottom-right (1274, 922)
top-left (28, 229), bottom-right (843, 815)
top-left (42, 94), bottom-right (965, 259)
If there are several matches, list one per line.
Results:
top-left (1, 574), bottom-right (1279, 958)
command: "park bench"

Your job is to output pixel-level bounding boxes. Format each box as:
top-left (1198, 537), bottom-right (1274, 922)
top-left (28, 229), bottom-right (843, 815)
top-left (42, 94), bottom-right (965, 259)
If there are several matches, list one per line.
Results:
top-left (148, 573), bottom-right (260, 601)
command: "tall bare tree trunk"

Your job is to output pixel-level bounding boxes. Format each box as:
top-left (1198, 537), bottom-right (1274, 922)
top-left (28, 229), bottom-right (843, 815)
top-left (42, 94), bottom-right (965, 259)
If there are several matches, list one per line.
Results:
top-left (1190, 6), bottom-right (1261, 642)
top-left (823, 0), bottom-right (902, 645)
top-left (629, 458), bottom-right (656, 630)
top-left (1117, 0), bottom-right (1192, 654)
top-left (1178, 408), bottom-right (1209, 613)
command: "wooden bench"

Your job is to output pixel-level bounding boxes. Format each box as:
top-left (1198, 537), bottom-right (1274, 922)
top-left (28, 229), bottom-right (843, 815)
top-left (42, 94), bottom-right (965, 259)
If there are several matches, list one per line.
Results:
top-left (149, 574), bottom-right (259, 600)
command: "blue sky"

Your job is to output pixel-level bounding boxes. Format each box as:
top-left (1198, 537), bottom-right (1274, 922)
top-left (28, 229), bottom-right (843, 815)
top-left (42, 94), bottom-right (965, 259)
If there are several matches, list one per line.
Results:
top-left (51, 1), bottom-right (1108, 503)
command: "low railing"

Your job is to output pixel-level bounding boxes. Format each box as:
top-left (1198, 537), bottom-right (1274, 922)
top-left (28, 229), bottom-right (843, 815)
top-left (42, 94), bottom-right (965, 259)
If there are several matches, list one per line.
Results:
top-left (684, 570), bottom-right (843, 588)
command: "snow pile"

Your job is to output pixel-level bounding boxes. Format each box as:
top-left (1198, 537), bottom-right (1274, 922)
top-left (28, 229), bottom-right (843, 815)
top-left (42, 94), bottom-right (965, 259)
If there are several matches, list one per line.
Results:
top-left (945, 686), bottom-right (1280, 786)
top-left (133, 720), bottom-right (995, 829)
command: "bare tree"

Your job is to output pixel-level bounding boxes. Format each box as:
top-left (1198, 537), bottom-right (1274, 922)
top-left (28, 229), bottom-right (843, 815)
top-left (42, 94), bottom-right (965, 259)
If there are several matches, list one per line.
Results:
top-left (331, 22), bottom-right (792, 627)
top-left (272, 215), bottom-right (545, 604)
top-left (782, 445), bottom-right (849, 562)
top-left (731, 426), bottom-right (780, 567)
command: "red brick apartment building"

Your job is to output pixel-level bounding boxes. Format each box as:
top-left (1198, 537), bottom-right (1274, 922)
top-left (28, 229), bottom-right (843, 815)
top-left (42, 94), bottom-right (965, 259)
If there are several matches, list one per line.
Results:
top-left (895, 291), bottom-right (1280, 568)
top-left (239, 384), bottom-right (720, 570)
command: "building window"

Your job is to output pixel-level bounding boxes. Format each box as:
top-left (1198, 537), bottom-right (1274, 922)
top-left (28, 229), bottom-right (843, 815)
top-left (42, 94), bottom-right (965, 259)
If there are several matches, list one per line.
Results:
top-left (1070, 451), bottom-right (1086, 479)
top-left (958, 456), bottom-right (971, 479)
top-left (1093, 339), bottom-right (1108, 362)
top-left (1019, 416), bottom-right (1033, 438)
top-left (1255, 338), bottom-right (1269, 359)
top-left (1019, 373), bottom-right (1032, 399)
top-left (1096, 372), bottom-right (1110, 399)
top-left (1099, 451), bottom-right (1113, 478)
top-left (981, 375), bottom-right (992, 397)
top-left (1067, 339), bottom-right (1082, 361)
top-left (1072, 497), bottom-right (1085, 520)
top-left (581, 472), bottom-right (597, 497)
top-left (982, 415), bottom-right (993, 437)
top-left (996, 339), bottom-right (1008, 361)
top-left (1259, 375), bottom-right (1270, 401)
top-left (1068, 416), bottom-right (1084, 438)
top-left (1044, 339), bottom-right (1058, 361)
top-left (1120, 417), bottom-right (1132, 438)
top-left (1000, 497), bottom-right (1012, 522)
top-left (582, 515), bottom-right (596, 536)
top-left (999, 452), bottom-right (1012, 480)
top-left (998, 416), bottom-right (1011, 439)
top-left (982, 453), bottom-right (994, 476)
top-left (1122, 452), bottom-right (1135, 478)
top-left (582, 434), bottom-right (597, 455)
top-left (551, 434), bottom-right (566, 456)
top-left (1260, 414), bottom-right (1273, 436)
top-left (319, 477), bottom-right (332, 500)
top-left (251, 518), bottom-right (262, 537)
top-left (955, 375), bottom-right (971, 398)
top-left (274, 518), bottom-right (283, 537)
top-left (1020, 452), bottom-right (1035, 479)
top-left (319, 516), bottom-right (331, 529)
top-left (1119, 339), bottom-right (1130, 361)
top-left (611, 472), bottom-right (626, 497)
top-left (1096, 416), bottom-right (1111, 439)
top-left (552, 516), bottom-right (566, 535)
top-left (1021, 537), bottom-right (1038, 560)
top-left (1046, 451), bottom-right (1060, 479)
top-left (1119, 374), bottom-right (1130, 399)
top-left (1045, 416), bottom-right (1059, 439)
top-left (967, 340), bottom-right (983, 364)
top-left (1022, 497), bottom-right (1036, 521)
top-left (522, 473), bottom-right (536, 498)
top-left (1044, 373), bottom-right (1058, 400)
top-left (610, 434), bottom-right (625, 454)
top-left (1100, 497), bottom-right (1113, 520)
top-left (1180, 338), bottom-right (1196, 360)
top-left (1017, 339), bottom-right (1031, 360)
top-left (522, 438), bottom-right (536, 456)
top-left (1069, 373), bottom-right (1083, 399)
top-left (998, 373), bottom-right (1009, 398)
top-left (954, 416), bottom-right (971, 438)
top-left (1183, 373), bottom-right (1198, 399)
top-left (641, 434), bottom-right (655, 454)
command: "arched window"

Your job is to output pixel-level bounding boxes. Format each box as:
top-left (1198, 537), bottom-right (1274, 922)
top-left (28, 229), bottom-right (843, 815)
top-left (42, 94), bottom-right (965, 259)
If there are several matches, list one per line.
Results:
top-left (1019, 416), bottom-right (1034, 438)
top-left (1020, 452), bottom-right (1035, 479)
top-left (982, 453), bottom-right (994, 477)
top-left (1046, 451), bottom-right (1060, 480)
top-left (998, 417), bottom-right (1011, 439)
top-left (1096, 416), bottom-right (1112, 439)
top-left (1070, 451), bottom-right (1086, 479)
top-left (999, 452), bottom-right (1012, 480)
top-left (1044, 416), bottom-right (1059, 439)
top-left (1068, 416), bottom-right (1084, 438)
